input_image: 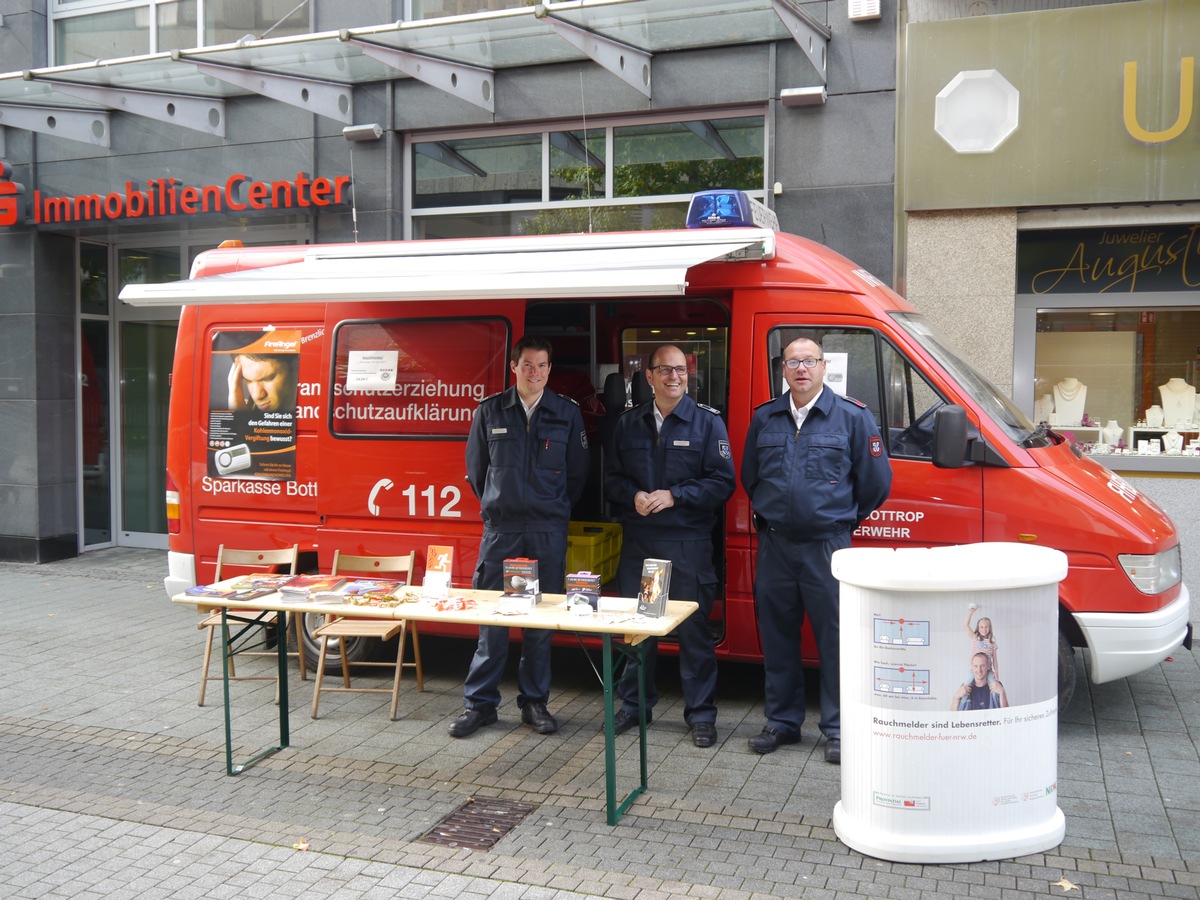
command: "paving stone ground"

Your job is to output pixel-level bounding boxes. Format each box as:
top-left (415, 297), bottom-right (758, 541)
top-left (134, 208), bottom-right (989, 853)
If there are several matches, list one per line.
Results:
top-left (0, 548), bottom-right (1197, 898)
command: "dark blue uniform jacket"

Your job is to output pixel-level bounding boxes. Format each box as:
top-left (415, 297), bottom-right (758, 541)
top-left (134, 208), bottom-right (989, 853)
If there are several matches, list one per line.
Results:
top-left (740, 388), bottom-right (892, 541)
top-left (465, 386), bottom-right (589, 532)
top-left (605, 394), bottom-right (736, 541)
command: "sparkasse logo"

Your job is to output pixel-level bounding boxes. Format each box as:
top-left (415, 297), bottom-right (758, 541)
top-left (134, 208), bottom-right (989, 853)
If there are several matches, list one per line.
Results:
top-left (0, 162), bottom-right (27, 227)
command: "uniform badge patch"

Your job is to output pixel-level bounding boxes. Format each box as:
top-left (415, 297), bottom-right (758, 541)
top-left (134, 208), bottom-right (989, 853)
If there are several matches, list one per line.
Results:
top-left (869, 436), bottom-right (883, 457)
top-left (580, 430), bottom-right (589, 450)
top-left (719, 439), bottom-right (731, 460)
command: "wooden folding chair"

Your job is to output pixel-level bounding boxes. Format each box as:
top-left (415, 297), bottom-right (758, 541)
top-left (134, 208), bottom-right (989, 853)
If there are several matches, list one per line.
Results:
top-left (310, 550), bottom-right (423, 720)
top-left (197, 544), bottom-right (302, 707)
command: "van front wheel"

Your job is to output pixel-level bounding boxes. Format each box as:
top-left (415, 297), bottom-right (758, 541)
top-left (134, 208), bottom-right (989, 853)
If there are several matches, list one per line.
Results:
top-left (1058, 630), bottom-right (1077, 712)
top-left (300, 612), bottom-right (381, 675)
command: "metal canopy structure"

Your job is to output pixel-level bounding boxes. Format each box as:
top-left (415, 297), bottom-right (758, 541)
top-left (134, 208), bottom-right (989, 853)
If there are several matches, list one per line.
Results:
top-left (0, 0), bottom-right (828, 151)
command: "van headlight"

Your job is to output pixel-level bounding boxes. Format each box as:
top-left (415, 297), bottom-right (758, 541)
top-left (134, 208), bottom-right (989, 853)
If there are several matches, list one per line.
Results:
top-left (1118, 545), bottom-right (1182, 594)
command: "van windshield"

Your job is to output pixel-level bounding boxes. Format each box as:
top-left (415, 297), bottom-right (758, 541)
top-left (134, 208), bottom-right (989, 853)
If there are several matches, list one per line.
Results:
top-left (890, 312), bottom-right (1052, 448)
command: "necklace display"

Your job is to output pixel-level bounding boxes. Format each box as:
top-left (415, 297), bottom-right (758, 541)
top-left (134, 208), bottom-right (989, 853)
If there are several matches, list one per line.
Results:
top-left (1052, 379), bottom-right (1087, 426)
top-left (1158, 378), bottom-right (1195, 426)
top-left (1054, 379), bottom-right (1083, 401)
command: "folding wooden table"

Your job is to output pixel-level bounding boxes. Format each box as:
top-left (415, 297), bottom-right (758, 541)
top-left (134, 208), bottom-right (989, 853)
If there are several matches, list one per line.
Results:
top-left (174, 586), bottom-right (698, 824)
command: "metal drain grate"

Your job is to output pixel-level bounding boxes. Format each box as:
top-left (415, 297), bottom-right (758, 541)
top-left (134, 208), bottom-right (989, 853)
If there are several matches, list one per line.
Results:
top-left (419, 797), bottom-right (538, 850)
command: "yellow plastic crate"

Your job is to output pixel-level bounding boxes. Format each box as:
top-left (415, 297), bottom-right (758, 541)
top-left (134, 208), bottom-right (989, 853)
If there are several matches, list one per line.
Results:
top-left (566, 521), bottom-right (623, 585)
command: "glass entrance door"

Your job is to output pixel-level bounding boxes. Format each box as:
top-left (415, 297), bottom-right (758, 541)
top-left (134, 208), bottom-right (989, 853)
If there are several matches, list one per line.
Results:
top-left (119, 320), bottom-right (177, 545)
top-left (115, 246), bottom-right (182, 548)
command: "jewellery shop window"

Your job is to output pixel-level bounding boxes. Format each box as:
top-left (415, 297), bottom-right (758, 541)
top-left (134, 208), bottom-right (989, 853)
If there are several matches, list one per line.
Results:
top-left (1033, 308), bottom-right (1200, 461)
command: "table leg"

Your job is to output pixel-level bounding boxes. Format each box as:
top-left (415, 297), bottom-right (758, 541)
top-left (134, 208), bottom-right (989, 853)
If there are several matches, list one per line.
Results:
top-left (602, 634), bottom-right (648, 825)
top-left (602, 634), bottom-right (617, 823)
top-left (220, 608), bottom-right (291, 776)
top-left (636, 642), bottom-right (648, 790)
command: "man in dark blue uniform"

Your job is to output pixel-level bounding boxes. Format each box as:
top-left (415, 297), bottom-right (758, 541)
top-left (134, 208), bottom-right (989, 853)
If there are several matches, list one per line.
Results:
top-left (449, 336), bottom-right (590, 738)
top-left (741, 336), bottom-right (891, 762)
top-left (604, 345), bottom-right (736, 747)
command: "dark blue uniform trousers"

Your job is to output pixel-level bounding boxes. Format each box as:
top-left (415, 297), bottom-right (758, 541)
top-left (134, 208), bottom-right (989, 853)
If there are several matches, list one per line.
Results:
top-left (615, 533), bottom-right (718, 725)
top-left (754, 528), bottom-right (850, 739)
top-left (463, 529), bottom-right (566, 712)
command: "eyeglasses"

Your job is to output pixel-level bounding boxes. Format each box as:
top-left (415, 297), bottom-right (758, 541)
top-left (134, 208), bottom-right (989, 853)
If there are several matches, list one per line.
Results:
top-left (651, 365), bottom-right (689, 377)
top-left (783, 357), bottom-right (824, 370)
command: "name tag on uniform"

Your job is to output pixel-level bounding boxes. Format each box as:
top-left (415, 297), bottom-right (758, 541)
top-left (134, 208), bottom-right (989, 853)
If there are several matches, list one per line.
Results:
top-left (672, 440), bottom-right (691, 447)
top-left (491, 427), bottom-right (508, 435)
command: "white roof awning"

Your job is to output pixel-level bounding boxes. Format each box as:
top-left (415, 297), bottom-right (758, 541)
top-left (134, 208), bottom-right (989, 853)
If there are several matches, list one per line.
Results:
top-left (119, 228), bottom-right (775, 307)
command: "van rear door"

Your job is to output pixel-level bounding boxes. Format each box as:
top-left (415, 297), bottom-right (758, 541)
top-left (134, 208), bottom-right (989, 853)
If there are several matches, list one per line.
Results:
top-left (188, 310), bottom-right (325, 581)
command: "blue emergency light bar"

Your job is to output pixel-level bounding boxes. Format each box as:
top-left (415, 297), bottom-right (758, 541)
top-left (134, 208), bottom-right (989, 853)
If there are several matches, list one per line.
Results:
top-left (686, 189), bottom-right (779, 231)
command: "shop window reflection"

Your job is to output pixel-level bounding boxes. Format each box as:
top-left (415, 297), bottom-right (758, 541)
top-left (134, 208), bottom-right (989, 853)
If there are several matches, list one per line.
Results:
top-left (1034, 308), bottom-right (1200, 457)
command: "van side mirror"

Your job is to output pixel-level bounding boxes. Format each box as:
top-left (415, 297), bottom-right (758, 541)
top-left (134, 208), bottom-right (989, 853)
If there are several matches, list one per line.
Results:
top-left (933, 405), bottom-right (969, 468)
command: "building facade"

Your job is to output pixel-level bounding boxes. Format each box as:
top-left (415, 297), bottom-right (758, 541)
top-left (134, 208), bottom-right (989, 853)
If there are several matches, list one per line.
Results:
top-left (2, 0), bottom-right (1195, 588)
top-left (0, 0), bottom-right (897, 561)
top-left (899, 0), bottom-right (1200, 598)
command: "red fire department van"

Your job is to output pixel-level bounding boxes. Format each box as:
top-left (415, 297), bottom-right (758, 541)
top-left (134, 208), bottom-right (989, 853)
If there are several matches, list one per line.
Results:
top-left (121, 190), bottom-right (1192, 707)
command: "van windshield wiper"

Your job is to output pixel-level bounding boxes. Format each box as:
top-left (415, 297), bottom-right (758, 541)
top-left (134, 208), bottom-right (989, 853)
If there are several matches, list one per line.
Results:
top-left (1021, 422), bottom-right (1053, 448)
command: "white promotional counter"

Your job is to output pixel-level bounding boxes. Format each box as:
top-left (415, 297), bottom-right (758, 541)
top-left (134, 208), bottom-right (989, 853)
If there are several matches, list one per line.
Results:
top-left (831, 543), bottom-right (1068, 863)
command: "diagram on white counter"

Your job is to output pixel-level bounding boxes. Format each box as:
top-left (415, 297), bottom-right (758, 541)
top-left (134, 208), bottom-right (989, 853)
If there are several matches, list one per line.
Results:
top-left (874, 666), bottom-right (931, 695)
top-left (873, 616), bottom-right (930, 646)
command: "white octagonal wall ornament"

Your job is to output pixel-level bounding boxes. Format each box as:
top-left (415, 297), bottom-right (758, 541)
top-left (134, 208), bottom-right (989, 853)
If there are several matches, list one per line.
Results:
top-left (934, 69), bottom-right (1019, 154)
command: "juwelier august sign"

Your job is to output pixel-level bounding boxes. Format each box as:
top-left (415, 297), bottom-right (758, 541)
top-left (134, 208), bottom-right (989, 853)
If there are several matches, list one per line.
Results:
top-left (0, 168), bottom-right (349, 227)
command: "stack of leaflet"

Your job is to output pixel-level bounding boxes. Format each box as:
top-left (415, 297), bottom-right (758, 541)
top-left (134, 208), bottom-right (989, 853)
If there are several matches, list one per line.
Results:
top-left (185, 573), bottom-right (294, 602)
top-left (277, 574), bottom-right (346, 601)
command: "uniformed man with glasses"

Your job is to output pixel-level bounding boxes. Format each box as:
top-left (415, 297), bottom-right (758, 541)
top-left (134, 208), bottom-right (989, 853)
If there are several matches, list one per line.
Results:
top-left (740, 336), bottom-right (892, 762)
top-left (604, 344), bottom-right (736, 747)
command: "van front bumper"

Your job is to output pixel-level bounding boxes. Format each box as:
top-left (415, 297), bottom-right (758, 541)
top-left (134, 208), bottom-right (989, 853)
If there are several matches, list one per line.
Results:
top-left (1073, 585), bottom-right (1193, 684)
top-left (164, 550), bottom-right (198, 599)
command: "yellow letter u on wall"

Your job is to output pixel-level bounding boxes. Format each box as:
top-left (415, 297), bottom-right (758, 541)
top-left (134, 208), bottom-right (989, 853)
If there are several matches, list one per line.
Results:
top-left (1124, 57), bottom-right (1194, 144)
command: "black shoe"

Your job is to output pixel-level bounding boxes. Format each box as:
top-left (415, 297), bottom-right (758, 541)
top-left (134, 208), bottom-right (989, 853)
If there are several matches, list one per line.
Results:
top-left (610, 708), bottom-right (650, 736)
top-left (691, 721), bottom-right (718, 748)
top-left (748, 726), bottom-right (800, 755)
top-left (824, 737), bottom-right (841, 764)
top-left (521, 701), bottom-right (559, 735)
top-left (448, 707), bottom-right (497, 738)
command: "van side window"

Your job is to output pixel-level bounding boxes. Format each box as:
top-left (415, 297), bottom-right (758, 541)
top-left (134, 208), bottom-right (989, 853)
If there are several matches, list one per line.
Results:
top-left (767, 326), bottom-right (945, 460)
top-left (880, 340), bottom-right (945, 460)
top-left (330, 318), bottom-right (510, 438)
top-left (767, 327), bottom-right (884, 425)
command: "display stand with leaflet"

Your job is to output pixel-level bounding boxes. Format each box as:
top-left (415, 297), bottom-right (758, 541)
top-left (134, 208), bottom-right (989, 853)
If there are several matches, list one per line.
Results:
top-left (637, 559), bottom-right (672, 617)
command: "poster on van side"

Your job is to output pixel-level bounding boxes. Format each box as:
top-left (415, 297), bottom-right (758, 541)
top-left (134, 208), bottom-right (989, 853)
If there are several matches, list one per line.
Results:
top-left (207, 330), bottom-right (300, 480)
top-left (330, 320), bottom-right (507, 438)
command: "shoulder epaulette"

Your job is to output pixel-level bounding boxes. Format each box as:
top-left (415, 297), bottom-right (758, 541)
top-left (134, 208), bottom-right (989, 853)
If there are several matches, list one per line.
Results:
top-left (698, 403), bottom-right (723, 415)
top-left (841, 394), bottom-right (868, 409)
top-left (753, 397), bottom-right (778, 411)
top-left (481, 390), bottom-right (504, 402)
top-left (540, 389), bottom-right (578, 406)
